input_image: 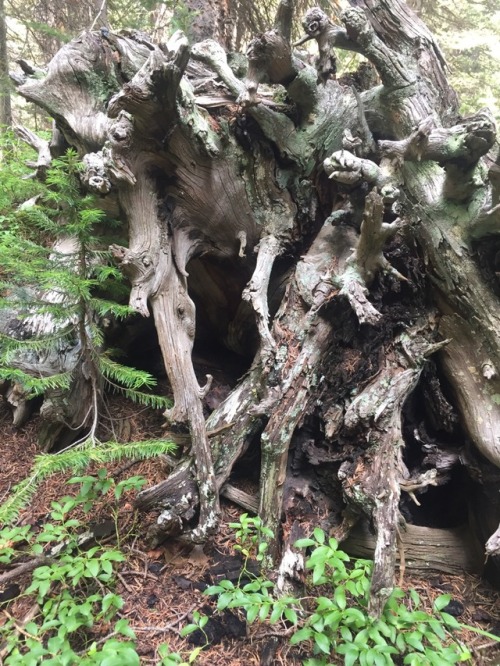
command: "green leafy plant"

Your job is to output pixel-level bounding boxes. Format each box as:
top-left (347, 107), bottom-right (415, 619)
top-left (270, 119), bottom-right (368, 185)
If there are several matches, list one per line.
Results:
top-left (0, 470), bottom-right (146, 664)
top-left (180, 609), bottom-right (210, 641)
top-left (205, 521), bottom-right (493, 665)
top-left (207, 514), bottom-right (299, 626)
top-left (0, 135), bottom-right (181, 662)
top-left (157, 641), bottom-right (205, 666)
top-left (0, 129), bottom-right (43, 216)
top-left (69, 468), bottom-right (146, 547)
top-left (167, 610), bottom-right (211, 664)
top-left (228, 512), bottom-right (274, 564)
top-left (68, 467), bottom-right (146, 507)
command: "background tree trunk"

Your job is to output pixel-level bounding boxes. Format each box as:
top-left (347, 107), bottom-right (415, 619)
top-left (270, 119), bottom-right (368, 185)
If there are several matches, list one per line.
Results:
top-left (0, 0), bottom-right (12, 126)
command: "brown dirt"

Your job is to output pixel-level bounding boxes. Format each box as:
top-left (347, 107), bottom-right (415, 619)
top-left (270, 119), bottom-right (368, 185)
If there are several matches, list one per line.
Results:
top-left (1, 397), bottom-right (499, 665)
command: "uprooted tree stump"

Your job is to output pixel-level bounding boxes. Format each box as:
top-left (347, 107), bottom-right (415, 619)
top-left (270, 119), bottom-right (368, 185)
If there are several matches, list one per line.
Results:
top-left (6, 0), bottom-right (500, 615)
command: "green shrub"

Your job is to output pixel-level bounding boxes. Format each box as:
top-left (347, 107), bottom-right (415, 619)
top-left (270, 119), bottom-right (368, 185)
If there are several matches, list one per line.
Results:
top-left (204, 518), bottom-right (493, 665)
top-left (0, 471), bottom-right (144, 664)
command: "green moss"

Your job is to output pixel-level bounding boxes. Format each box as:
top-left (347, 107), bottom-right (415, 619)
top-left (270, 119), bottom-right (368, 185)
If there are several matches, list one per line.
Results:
top-left (86, 70), bottom-right (120, 106)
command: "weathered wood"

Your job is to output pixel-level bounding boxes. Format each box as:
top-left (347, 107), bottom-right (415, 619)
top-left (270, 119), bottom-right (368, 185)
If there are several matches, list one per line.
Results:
top-left (9, 0), bottom-right (500, 592)
top-left (220, 485), bottom-right (259, 514)
top-left (338, 327), bottom-right (446, 616)
top-left (379, 111), bottom-right (496, 167)
top-left (0, 556), bottom-right (52, 585)
top-left (14, 125), bottom-right (52, 180)
top-left (296, 7), bottom-right (363, 82)
top-left (17, 32), bottom-right (117, 152)
top-left (343, 521), bottom-right (483, 576)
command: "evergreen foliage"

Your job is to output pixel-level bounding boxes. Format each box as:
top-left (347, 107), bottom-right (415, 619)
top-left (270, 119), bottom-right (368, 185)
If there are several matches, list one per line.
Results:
top-left (409, 0), bottom-right (500, 121)
top-left (0, 128), bottom-right (41, 207)
top-left (0, 439), bottom-right (176, 525)
top-left (0, 130), bottom-right (171, 447)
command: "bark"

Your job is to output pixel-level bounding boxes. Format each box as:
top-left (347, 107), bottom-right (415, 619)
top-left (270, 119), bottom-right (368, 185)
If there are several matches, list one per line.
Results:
top-left (184, 0), bottom-right (234, 50)
top-left (0, 0), bottom-right (11, 126)
top-left (9, 0), bottom-right (500, 615)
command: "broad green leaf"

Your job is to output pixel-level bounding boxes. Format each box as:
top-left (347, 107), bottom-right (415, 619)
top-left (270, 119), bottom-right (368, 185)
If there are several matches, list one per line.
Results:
top-left (114, 618), bottom-right (136, 639)
top-left (246, 604), bottom-right (260, 624)
top-left (259, 602), bottom-right (271, 622)
top-left (433, 595), bottom-right (451, 612)
top-left (85, 558), bottom-right (100, 577)
top-left (290, 627), bottom-right (313, 644)
top-left (312, 562), bottom-right (326, 585)
top-left (180, 624), bottom-right (199, 636)
top-left (314, 631), bottom-right (331, 655)
top-left (343, 608), bottom-right (367, 627)
top-left (340, 625), bottom-right (353, 642)
top-left (439, 612), bottom-right (460, 630)
top-left (409, 589), bottom-right (421, 607)
top-left (334, 586), bottom-right (346, 610)
top-left (405, 631), bottom-right (425, 652)
top-left (313, 528), bottom-right (325, 544)
top-left (217, 592), bottom-right (233, 610)
top-left (294, 538), bottom-right (316, 548)
top-left (284, 608), bottom-right (298, 625)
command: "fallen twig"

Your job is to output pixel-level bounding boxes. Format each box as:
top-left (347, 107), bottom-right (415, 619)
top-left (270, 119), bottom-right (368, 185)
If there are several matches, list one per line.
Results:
top-left (0, 556), bottom-right (51, 585)
top-left (131, 606), bottom-right (197, 633)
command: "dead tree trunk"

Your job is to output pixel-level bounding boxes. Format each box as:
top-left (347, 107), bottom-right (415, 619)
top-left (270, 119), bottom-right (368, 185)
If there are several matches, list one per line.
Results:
top-left (9, 0), bottom-right (500, 610)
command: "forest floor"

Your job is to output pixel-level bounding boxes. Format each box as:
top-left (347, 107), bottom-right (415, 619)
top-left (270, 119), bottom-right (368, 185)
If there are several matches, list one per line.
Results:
top-left (1, 394), bottom-right (500, 665)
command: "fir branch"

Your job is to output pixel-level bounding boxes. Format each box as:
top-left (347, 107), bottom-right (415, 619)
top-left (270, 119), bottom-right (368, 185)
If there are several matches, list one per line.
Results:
top-left (21, 302), bottom-right (79, 321)
top-left (88, 297), bottom-right (134, 319)
top-left (98, 356), bottom-right (158, 390)
top-left (78, 208), bottom-right (106, 227)
top-left (88, 322), bottom-right (105, 348)
top-left (0, 439), bottom-right (176, 525)
top-left (91, 263), bottom-right (124, 282)
top-left (0, 369), bottom-right (74, 395)
top-left (0, 328), bottom-right (77, 354)
top-left (0, 145), bottom-right (172, 468)
top-left (108, 385), bottom-right (172, 410)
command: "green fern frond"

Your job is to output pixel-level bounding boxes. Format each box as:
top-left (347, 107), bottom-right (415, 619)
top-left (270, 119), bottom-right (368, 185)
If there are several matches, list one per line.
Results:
top-left (88, 323), bottom-right (105, 348)
top-left (1, 342), bottom-right (68, 366)
top-left (37, 270), bottom-right (96, 298)
top-left (26, 371), bottom-right (74, 395)
top-left (91, 263), bottom-right (124, 282)
top-left (78, 208), bottom-right (106, 226)
top-left (18, 302), bottom-right (79, 321)
top-left (17, 205), bottom-right (60, 235)
top-left (0, 439), bottom-right (176, 525)
top-left (52, 439), bottom-right (176, 471)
